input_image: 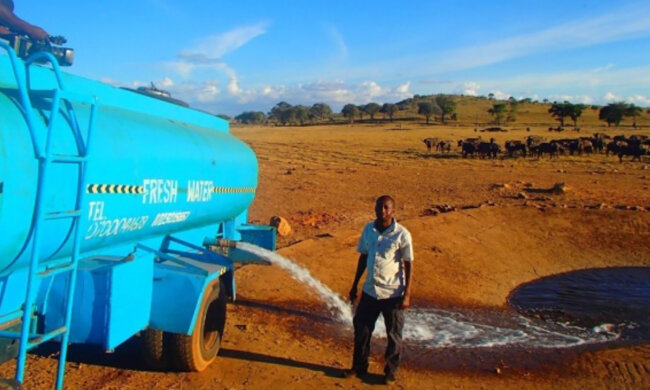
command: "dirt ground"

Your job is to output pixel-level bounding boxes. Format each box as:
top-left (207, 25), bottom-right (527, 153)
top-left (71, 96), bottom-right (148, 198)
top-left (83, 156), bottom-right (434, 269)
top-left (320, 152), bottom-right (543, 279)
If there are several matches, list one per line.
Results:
top-left (3, 123), bottom-right (649, 389)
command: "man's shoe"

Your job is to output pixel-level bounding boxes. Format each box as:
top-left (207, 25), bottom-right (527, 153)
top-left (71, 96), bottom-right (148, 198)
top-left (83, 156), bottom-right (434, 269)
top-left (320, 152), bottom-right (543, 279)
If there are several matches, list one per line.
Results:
top-left (341, 368), bottom-right (366, 379)
top-left (383, 372), bottom-right (396, 384)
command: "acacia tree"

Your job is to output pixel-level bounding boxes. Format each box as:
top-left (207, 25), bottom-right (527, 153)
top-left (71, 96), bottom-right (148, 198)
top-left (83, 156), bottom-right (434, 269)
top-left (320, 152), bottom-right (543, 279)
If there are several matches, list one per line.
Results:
top-left (599, 102), bottom-right (628, 127)
top-left (342, 104), bottom-right (359, 124)
top-left (381, 103), bottom-right (397, 121)
top-left (488, 103), bottom-right (507, 124)
top-left (435, 95), bottom-right (457, 124)
top-left (507, 102), bottom-right (517, 123)
top-left (548, 101), bottom-right (573, 127)
top-left (418, 101), bottom-right (441, 124)
top-left (235, 111), bottom-right (266, 124)
top-left (363, 102), bottom-right (381, 122)
top-left (309, 103), bottom-right (333, 123)
top-left (268, 101), bottom-right (293, 125)
top-left (626, 104), bottom-right (642, 128)
top-left (396, 98), bottom-right (414, 111)
top-left (357, 105), bottom-right (366, 121)
top-left (292, 105), bottom-right (310, 126)
top-left (568, 104), bottom-right (586, 127)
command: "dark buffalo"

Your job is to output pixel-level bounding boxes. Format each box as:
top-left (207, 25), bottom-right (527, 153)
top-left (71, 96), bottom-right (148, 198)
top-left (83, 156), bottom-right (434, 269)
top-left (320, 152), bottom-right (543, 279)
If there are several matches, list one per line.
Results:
top-left (578, 138), bottom-right (594, 154)
top-left (477, 139), bottom-right (500, 159)
top-left (606, 140), bottom-right (626, 156)
top-left (423, 137), bottom-right (439, 152)
top-left (526, 136), bottom-right (545, 149)
top-left (461, 142), bottom-right (476, 158)
top-left (618, 144), bottom-right (647, 162)
top-left (591, 137), bottom-right (604, 153)
top-left (537, 142), bottom-right (560, 159)
top-left (436, 140), bottom-right (452, 153)
top-left (505, 140), bottom-right (526, 157)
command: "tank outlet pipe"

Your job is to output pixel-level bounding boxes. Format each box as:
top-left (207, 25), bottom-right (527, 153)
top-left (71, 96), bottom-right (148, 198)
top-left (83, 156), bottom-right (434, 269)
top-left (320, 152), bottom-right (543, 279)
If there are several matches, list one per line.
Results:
top-left (203, 238), bottom-right (238, 248)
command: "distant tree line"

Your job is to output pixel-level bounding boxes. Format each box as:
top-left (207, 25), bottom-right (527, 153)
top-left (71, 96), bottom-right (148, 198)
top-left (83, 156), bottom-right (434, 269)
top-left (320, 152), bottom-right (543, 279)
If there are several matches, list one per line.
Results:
top-left (229, 94), bottom-right (646, 128)
top-left (540, 101), bottom-right (643, 128)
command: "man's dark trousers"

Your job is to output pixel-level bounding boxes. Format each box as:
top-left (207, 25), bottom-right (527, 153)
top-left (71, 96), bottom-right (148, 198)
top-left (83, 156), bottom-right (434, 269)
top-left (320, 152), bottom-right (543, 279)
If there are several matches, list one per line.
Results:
top-left (352, 292), bottom-right (405, 376)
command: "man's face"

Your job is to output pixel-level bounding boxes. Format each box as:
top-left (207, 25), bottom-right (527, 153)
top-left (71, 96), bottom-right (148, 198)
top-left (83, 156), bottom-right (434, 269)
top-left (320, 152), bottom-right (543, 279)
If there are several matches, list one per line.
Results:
top-left (375, 198), bottom-right (395, 223)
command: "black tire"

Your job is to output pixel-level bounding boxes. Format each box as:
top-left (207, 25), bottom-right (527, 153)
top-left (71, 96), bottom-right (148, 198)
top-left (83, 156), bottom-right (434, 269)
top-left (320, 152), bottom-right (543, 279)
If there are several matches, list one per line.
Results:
top-left (169, 278), bottom-right (227, 371)
top-left (142, 329), bottom-right (169, 371)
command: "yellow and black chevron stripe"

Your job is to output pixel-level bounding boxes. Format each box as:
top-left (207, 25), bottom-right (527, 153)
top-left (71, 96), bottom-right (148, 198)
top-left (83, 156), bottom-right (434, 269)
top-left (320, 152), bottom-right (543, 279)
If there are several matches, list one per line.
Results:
top-left (213, 186), bottom-right (256, 194)
top-left (87, 184), bottom-right (255, 195)
top-left (86, 184), bottom-right (144, 194)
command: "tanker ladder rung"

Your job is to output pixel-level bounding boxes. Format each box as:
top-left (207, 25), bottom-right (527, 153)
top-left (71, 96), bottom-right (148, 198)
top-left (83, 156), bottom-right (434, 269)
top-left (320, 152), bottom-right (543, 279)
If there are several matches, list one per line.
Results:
top-left (0, 326), bottom-right (67, 348)
top-left (27, 326), bottom-right (67, 348)
top-left (37, 262), bottom-right (75, 278)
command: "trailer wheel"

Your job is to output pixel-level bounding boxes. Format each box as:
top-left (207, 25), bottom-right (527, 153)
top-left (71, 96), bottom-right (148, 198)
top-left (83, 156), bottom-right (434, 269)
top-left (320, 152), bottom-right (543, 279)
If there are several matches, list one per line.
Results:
top-left (142, 329), bottom-right (169, 371)
top-left (170, 279), bottom-right (226, 371)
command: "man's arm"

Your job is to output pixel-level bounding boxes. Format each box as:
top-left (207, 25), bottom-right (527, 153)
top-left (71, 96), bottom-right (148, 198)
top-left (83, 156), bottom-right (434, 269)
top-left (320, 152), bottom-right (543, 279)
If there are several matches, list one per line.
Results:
top-left (0, 5), bottom-right (48, 40)
top-left (401, 260), bottom-right (413, 309)
top-left (348, 254), bottom-right (367, 303)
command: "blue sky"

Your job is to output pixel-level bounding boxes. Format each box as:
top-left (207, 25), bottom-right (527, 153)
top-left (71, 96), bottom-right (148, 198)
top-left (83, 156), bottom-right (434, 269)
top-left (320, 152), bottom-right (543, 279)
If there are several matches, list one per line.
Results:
top-left (20, 0), bottom-right (650, 115)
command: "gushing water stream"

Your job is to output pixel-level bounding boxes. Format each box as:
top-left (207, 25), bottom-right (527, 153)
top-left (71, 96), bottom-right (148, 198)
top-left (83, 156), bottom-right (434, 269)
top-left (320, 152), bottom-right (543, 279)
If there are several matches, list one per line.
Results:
top-left (237, 242), bottom-right (620, 348)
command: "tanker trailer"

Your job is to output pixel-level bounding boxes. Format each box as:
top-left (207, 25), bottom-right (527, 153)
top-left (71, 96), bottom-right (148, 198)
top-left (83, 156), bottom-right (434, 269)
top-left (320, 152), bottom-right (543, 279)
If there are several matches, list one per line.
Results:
top-left (0, 39), bottom-right (275, 389)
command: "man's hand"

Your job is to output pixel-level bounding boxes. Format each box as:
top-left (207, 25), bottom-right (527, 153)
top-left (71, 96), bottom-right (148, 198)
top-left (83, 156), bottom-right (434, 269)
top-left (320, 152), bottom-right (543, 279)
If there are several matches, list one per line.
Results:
top-left (400, 294), bottom-right (410, 309)
top-left (349, 286), bottom-right (358, 303)
top-left (26, 25), bottom-right (48, 40)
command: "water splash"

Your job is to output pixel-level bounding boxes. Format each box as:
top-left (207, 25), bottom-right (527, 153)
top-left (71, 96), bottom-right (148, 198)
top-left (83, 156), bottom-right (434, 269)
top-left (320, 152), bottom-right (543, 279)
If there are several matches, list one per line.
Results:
top-left (237, 242), bottom-right (353, 323)
top-left (236, 242), bottom-right (619, 348)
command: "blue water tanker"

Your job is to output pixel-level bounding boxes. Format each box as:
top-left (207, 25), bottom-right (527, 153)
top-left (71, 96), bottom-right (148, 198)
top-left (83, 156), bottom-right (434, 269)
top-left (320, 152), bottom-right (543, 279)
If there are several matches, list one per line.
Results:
top-left (0, 41), bottom-right (275, 389)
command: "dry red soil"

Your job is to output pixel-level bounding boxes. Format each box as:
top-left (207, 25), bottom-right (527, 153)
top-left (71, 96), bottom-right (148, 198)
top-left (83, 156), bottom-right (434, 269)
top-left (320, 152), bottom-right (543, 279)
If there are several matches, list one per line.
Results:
top-left (2, 124), bottom-right (649, 389)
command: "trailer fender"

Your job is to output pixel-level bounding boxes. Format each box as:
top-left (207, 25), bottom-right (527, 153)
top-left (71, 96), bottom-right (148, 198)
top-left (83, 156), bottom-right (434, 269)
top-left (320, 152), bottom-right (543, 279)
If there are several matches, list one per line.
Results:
top-left (149, 266), bottom-right (224, 335)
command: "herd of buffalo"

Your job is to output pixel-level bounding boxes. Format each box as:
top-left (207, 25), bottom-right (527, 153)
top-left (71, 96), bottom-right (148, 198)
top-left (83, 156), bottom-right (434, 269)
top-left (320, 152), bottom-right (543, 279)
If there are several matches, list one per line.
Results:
top-left (423, 134), bottom-right (649, 162)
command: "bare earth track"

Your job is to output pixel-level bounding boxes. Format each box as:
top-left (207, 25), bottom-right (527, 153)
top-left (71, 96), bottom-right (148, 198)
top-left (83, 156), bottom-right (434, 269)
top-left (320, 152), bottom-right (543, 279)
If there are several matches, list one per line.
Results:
top-left (2, 123), bottom-right (649, 389)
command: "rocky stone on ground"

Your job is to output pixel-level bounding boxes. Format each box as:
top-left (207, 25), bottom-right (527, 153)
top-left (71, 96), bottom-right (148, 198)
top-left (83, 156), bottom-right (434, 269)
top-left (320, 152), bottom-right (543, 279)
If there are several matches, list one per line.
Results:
top-left (270, 216), bottom-right (292, 236)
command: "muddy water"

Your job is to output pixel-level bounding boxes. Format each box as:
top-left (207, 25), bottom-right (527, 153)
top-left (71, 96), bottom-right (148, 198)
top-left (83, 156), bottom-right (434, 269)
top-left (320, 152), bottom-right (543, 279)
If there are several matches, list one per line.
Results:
top-left (508, 267), bottom-right (650, 341)
top-left (237, 242), bottom-right (620, 348)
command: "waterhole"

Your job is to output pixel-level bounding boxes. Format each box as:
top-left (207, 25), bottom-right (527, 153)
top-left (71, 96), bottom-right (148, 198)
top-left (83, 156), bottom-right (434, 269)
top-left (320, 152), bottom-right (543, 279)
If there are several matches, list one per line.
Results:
top-left (508, 266), bottom-right (650, 341)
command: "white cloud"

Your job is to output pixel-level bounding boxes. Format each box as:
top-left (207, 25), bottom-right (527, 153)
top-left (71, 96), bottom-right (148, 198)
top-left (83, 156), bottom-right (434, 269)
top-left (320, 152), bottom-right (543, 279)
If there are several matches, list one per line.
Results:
top-left (490, 90), bottom-right (510, 100)
top-left (395, 81), bottom-right (411, 95)
top-left (157, 23), bottom-right (269, 105)
top-left (160, 77), bottom-right (174, 88)
top-left (327, 4), bottom-right (650, 84)
top-left (197, 83), bottom-right (220, 103)
top-left (627, 94), bottom-right (650, 107)
top-left (227, 78), bottom-right (242, 95)
top-left (164, 61), bottom-right (197, 78)
top-left (433, 8), bottom-right (650, 74)
top-left (168, 79), bottom-right (413, 114)
top-left (356, 81), bottom-right (386, 101)
top-left (548, 94), bottom-right (594, 104)
top-left (454, 81), bottom-right (480, 96)
top-left (603, 91), bottom-right (622, 102)
top-left (261, 85), bottom-right (287, 99)
top-left (323, 24), bottom-right (348, 61)
top-left (179, 22), bottom-right (268, 62)
top-left (446, 65), bottom-right (650, 106)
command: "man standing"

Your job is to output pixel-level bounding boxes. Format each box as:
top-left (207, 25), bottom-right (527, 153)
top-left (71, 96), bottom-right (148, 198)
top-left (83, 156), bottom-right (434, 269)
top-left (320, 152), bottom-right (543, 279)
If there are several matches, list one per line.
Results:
top-left (0, 0), bottom-right (49, 40)
top-left (344, 195), bottom-right (414, 384)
